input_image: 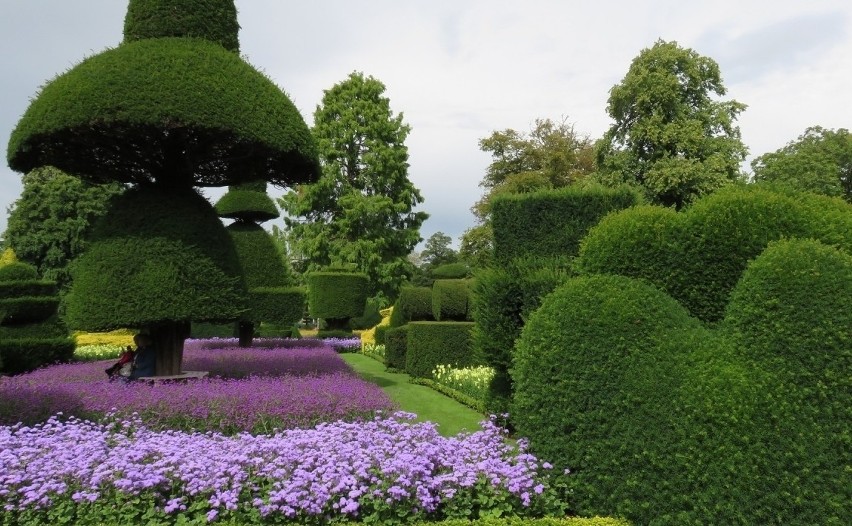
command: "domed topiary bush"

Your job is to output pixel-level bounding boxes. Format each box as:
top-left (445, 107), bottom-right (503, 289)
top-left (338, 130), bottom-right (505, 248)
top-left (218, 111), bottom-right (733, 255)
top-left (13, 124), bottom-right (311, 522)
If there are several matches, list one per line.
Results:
top-left (388, 286), bottom-right (434, 327)
top-left (577, 184), bottom-right (852, 322)
top-left (0, 256), bottom-right (74, 374)
top-left (431, 279), bottom-right (472, 321)
top-left (430, 262), bottom-right (470, 280)
top-left (722, 239), bottom-right (852, 524)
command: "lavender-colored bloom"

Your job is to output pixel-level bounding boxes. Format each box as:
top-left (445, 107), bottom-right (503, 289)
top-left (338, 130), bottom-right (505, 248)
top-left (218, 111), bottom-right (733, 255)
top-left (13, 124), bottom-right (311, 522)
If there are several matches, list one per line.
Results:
top-left (0, 413), bottom-right (556, 522)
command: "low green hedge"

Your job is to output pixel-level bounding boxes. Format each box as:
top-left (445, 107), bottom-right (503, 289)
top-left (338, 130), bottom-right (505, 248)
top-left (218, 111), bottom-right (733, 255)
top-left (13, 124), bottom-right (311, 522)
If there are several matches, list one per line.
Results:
top-left (0, 261), bottom-right (38, 281)
top-left (384, 325), bottom-right (409, 370)
top-left (405, 321), bottom-right (477, 379)
top-left (247, 286), bottom-right (305, 325)
top-left (432, 279), bottom-right (472, 321)
top-left (0, 280), bottom-right (57, 298)
top-left (0, 335), bottom-right (75, 374)
top-left (431, 262), bottom-right (470, 279)
top-left (389, 286), bottom-right (434, 327)
top-left (0, 297), bottom-right (60, 324)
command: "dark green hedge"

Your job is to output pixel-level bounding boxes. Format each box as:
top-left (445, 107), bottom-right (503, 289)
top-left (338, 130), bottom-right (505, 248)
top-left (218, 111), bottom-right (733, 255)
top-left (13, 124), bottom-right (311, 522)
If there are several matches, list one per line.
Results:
top-left (123, 0), bottom-right (240, 52)
top-left (0, 281), bottom-right (57, 299)
top-left (227, 222), bottom-right (289, 288)
top-left (389, 286), bottom-right (434, 327)
top-left (350, 296), bottom-right (383, 330)
top-left (0, 297), bottom-right (60, 325)
top-left (491, 185), bottom-right (641, 264)
top-left (721, 239), bottom-right (851, 524)
top-left (405, 321), bottom-right (477, 379)
top-left (8, 38), bottom-right (319, 187)
top-left (65, 185), bottom-right (246, 331)
top-left (215, 187), bottom-right (279, 222)
top-left (0, 337), bottom-right (76, 375)
top-left (431, 279), bottom-right (471, 321)
top-left (374, 324), bottom-right (389, 345)
top-left (306, 271), bottom-right (368, 320)
top-left (247, 287), bottom-right (305, 325)
top-left (578, 184), bottom-right (852, 322)
top-left (412, 518), bottom-right (629, 526)
top-left (470, 258), bottom-right (574, 415)
top-left (384, 325), bottom-right (410, 370)
top-left (430, 262), bottom-right (470, 279)
top-left (0, 262), bottom-right (38, 281)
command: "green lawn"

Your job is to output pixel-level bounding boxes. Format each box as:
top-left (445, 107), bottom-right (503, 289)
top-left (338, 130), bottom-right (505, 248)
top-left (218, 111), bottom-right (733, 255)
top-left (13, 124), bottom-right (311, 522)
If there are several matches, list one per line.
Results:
top-left (341, 353), bottom-right (485, 436)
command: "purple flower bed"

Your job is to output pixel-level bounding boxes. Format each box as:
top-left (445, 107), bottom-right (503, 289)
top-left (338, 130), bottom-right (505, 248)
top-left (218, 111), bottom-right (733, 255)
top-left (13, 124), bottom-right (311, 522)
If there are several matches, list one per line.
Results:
top-left (0, 341), bottom-right (394, 433)
top-left (0, 413), bottom-right (565, 524)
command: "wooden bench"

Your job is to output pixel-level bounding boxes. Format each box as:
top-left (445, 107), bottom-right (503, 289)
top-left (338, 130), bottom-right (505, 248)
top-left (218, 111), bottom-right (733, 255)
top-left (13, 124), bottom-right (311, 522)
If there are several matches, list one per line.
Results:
top-left (137, 370), bottom-right (209, 383)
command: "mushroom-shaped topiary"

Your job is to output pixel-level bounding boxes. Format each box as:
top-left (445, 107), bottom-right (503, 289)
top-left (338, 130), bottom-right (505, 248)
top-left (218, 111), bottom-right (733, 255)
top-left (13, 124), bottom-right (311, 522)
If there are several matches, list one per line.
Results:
top-left (215, 182), bottom-right (281, 223)
top-left (307, 271), bottom-right (369, 334)
top-left (0, 252), bottom-right (74, 374)
top-left (7, 0), bottom-right (320, 375)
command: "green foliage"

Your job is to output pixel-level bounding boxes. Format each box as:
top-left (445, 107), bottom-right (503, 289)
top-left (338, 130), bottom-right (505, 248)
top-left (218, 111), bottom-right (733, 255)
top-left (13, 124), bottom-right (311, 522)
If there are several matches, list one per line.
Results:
top-left (721, 239), bottom-right (851, 523)
top-left (351, 295), bottom-right (384, 330)
top-left (577, 184), bottom-right (852, 322)
top-left (0, 297), bottom-right (60, 325)
top-left (389, 286), bottom-right (434, 327)
top-left (491, 184), bottom-right (641, 263)
top-left (8, 37), bottom-right (319, 187)
top-left (413, 517), bottom-right (630, 526)
top-left (0, 262), bottom-right (38, 281)
top-left (374, 324), bottom-right (389, 345)
top-left (2, 167), bottom-right (124, 291)
top-left (226, 222), bottom-right (290, 288)
top-left (431, 279), bottom-right (472, 321)
top-left (189, 321), bottom-right (235, 338)
top-left (280, 71), bottom-right (427, 297)
top-left (405, 321), bottom-right (477, 378)
top-left (430, 262), bottom-right (470, 279)
top-left (458, 224), bottom-right (494, 269)
top-left (306, 271), bottom-right (369, 320)
top-left (752, 125), bottom-right (852, 203)
top-left (420, 231), bottom-right (459, 268)
top-left (0, 335), bottom-right (76, 375)
top-left (384, 325), bottom-right (409, 370)
top-left (215, 185), bottom-right (280, 223)
top-left (64, 185), bottom-right (246, 331)
top-left (123, 0), bottom-right (240, 52)
top-left (248, 287), bottom-right (305, 325)
top-left (595, 39), bottom-right (748, 208)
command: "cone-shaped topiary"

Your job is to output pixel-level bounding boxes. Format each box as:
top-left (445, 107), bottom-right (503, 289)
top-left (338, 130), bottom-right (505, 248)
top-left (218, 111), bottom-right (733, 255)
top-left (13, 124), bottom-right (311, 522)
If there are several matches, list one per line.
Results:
top-left (7, 0), bottom-right (320, 375)
top-left (124, 0), bottom-right (240, 52)
top-left (0, 252), bottom-right (74, 374)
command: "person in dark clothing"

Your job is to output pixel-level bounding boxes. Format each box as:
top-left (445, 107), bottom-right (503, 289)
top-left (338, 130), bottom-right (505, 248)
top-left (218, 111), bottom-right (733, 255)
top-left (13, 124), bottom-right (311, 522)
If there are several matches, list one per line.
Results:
top-left (128, 333), bottom-right (156, 379)
top-left (105, 345), bottom-right (135, 380)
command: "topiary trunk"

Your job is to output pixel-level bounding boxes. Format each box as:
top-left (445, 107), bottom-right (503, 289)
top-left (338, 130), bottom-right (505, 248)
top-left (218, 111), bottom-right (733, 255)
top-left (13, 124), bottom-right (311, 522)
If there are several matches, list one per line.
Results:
top-left (237, 321), bottom-right (254, 347)
top-left (149, 320), bottom-right (190, 376)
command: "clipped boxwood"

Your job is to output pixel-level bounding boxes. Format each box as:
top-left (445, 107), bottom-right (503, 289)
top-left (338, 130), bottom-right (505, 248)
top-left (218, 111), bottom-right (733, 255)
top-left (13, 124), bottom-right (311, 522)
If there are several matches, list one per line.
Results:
top-left (0, 297), bottom-right (61, 324)
top-left (432, 279), bottom-right (472, 321)
top-left (248, 286), bottom-right (305, 325)
top-left (306, 271), bottom-right (368, 321)
top-left (124, 0), bottom-right (240, 52)
top-left (415, 518), bottom-right (630, 526)
top-left (430, 262), bottom-right (470, 279)
top-left (389, 286), bottom-right (434, 327)
top-left (374, 324), bottom-right (390, 345)
top-left (0, 281), bottom-right (57, 298)
top-left (578, 184), bottom-right (852, 322)
top-left (0, 315), bottom-right (75, 374)
top-left (0, 262), bottom-right (38, 281)
top-left (215, 188), bottom-right (280, 222)
top-left (491, 184), bottom-right (641, 263)
top-left (405, 321), bottom-right (477, 379)
top-left (384, 325), bottom-right (410, 370)
top-left (227, 221), bottom-right (289, 288)
top-left (721, 239), bottom-right (851, 524)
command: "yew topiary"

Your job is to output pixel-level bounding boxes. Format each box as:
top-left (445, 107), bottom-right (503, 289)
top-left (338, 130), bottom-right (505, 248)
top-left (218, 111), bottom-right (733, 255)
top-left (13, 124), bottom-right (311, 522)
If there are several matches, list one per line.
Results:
top-left (307, 271), bottom-right (368, 332)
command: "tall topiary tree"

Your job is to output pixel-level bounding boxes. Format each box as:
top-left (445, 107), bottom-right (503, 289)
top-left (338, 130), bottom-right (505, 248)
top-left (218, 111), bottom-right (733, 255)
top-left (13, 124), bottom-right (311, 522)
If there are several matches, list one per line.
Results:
top-left (215, 181), bottom-right (304, 347)
top-left (0, 250), bottom-right (75, 374)
top-left (7, 0), bottom-right (319, 375)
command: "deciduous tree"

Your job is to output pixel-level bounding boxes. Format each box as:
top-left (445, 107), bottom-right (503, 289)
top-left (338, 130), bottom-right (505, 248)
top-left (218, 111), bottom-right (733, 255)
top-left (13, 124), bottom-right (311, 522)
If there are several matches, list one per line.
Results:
top-left (280, 72), bottom-right (428, 299)
top-left (751, 126), bottom-right (852, 203)
top-left (595, 39), bottom-right (748, 208)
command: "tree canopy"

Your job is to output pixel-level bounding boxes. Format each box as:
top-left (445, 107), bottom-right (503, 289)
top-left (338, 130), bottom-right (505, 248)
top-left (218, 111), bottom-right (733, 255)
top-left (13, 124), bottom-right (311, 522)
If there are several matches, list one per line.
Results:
top-left (751, 126), bottom-right (852, 203)
top-left (595, 39), bottom-right (748, 208)
top-left (280, 72), bottom-right (428, 299)
top-left (420, 232), bottom-right (459, 268)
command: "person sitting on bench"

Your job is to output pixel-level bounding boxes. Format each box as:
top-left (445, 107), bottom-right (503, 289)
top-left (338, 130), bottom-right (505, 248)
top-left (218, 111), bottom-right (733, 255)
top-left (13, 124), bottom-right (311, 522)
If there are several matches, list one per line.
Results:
top-left (128, 333), bottom-right (156, 379)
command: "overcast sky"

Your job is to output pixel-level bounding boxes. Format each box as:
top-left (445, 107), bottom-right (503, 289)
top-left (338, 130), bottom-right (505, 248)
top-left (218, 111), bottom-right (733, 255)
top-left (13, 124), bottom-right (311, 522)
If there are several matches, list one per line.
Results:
top-left (2, 0), bottom-right (851, 248)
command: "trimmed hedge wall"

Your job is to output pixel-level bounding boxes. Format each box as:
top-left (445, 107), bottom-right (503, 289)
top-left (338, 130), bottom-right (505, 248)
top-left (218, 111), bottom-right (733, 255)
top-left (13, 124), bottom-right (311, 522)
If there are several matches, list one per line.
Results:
top-left (306, 271), bottom-right (368, 320)
top-left (405, 321), bottom-right (477, 379)
top-left (577, 184), bottom-right (852, 322)
top-left (412, 518), bottom-right (629, 526)
top-left (248, 287), bottom-right (305, 325)
top-left (431, 279), bottom-right (472, 321)
top-left (430, 262), bottom-right (470, 279)
top-left (384, 326), bottom-right (409, 370)
top-left (0, 262), bottom-right (38, 281)
top-left (491, 184), bottom-right (641, 263)
top-left (227, 222), bottom-right (289, 288)
top-left (389, 286), bottom-right (434, 327)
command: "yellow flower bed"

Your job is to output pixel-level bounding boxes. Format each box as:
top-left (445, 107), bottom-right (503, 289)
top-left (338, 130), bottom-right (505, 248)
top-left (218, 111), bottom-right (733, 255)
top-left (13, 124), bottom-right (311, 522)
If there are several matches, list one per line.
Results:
top-left (360, 306), bottom-right (393, 347)
top-left (74, 328), bottom-right (136, 347)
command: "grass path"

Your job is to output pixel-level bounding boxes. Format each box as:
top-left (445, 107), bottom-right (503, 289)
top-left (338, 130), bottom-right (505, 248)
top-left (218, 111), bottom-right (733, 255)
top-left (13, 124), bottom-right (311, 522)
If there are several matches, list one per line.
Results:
top-left (341, 353), bottom-right (485, 436)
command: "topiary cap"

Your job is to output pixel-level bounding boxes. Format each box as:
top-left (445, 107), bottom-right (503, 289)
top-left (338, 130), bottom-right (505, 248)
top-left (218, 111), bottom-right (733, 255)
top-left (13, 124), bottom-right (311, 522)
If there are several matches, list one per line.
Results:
top-left (215, 182), bottom-right (280, 222)
top-left (8, 0), bottom-right (320, 188)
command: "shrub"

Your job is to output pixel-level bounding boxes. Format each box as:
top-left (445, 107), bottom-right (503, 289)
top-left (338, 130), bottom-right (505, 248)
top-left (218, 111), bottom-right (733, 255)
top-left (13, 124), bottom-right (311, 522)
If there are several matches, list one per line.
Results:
top-left (248, 286), bottom-right (305, 325)
top-left (306, 271), bottom-right (368, 321)
top-left (432, 279), bottom-right (472, 321)
top-left (491, 184), bottom-right (641, 264)
top-left (384, 325), bottom-right (410, 370)
top-left (722, 239), bottom-right (852, 524)
top-left (214, 187), bottom-right (279, 222)
top-left (389, 286), bottom-right (434, 327)
top-left (430, 262), bottom-right (470, 279)
top-left (405, 322), bottom-right (477, 379)
top-left (351, 295), bottom-right (384, 330)
top-left (0, 261), bottom-right (38, 281)
top-left (578, 184), bottom-right (852, 322)
top-left (374, 324), bottom-right (389, 345)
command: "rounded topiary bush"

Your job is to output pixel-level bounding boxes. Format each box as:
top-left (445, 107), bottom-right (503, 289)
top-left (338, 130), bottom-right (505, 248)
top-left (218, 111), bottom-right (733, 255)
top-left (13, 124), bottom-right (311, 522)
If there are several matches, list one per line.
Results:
top-left (215, 186), bottom-right (280, 222)
top-left (722, 239), bottom-right (852, 524)
top-left (430, 262), bottom-right (470, 279)
top-left (388, 286), bottom-right (434, 327)
top-left (123, 0), bottom-right (240, 52)
top-left (0, 262), bottom-right (38, 282)
top-left (405, 321), bottom-right (477, 378)
top-left (306, 271), bottom-right (368, 331)
top-left (431, 279), bottom-right (471, 321)
top-left (248, 287), bottom-right (305, 326)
